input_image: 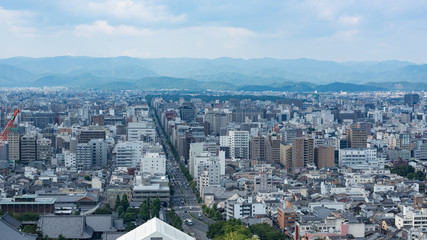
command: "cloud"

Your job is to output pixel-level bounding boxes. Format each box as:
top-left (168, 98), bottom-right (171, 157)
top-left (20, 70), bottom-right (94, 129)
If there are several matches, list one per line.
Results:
top-left (75, 21), bottom-right (153, 37)
top-left (338, 16), bottom-right (360, 25)
top-left (63, 0), bottom-right (186, 23)
top-left (0, 7), bottom-right (38, 36)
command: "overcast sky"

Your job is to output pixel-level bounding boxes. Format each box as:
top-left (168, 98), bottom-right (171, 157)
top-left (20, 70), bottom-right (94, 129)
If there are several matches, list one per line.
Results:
top-left (1, 0), bottom-right (426, 63)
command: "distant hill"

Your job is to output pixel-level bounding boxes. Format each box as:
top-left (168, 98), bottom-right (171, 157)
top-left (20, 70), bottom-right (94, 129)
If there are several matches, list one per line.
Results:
top-left (0, 56), bottom-right (426, 91)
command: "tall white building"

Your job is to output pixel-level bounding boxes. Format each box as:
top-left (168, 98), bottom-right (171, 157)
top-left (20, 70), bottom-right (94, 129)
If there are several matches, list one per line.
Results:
top-left (115, 141), bottom-right (145, 168)
top-left (140, 151), bottom-right (166, 175)
top-left (228, 130), bottom-right (250, 159)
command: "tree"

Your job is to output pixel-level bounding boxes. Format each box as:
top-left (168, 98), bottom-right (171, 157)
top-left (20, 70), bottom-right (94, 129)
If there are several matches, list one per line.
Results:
top-left (151, 197), bottom-right (161, 218)
top-left (121, 194), bottom-right (130, 211)
top-left (22, 225), bottom-right (37, 234)
top-left (116, 205), bottom-right (124, 215)
top-left (57, 235), bottom-right (66, 240)
top-left (115, 195), bottom-right (121, 210)
top-left (125, 222), bottom-right (136, 232)
top-left (84, 175), bottom-right (91, 181)
top-left (123, 212), bottom-right (136, 223)
top-left (140, 202), bottom-right (150, 221)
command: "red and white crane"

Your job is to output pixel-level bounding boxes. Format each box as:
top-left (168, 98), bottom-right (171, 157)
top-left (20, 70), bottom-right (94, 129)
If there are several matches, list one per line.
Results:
top-left (0, 109), bottom-right (19, 152)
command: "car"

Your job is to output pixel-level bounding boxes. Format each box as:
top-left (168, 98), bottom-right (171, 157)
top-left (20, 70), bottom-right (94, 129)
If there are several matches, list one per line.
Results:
top-left (189, 206), bottom-right (192, 210)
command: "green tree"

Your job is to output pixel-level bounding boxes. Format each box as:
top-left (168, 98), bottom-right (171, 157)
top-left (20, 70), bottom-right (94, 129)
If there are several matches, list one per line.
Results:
top-left (57, 234), bottom-right (66, 240)
top-left (115, 195), bottom-right (121, 210)
top-left (151, 197), bottom-right (161, 218)
top-left (125, 222), bottom-right (136, 232)
top-left (140, 202), bottom-right (150, 221)
top-left (123, 212), bottom-right (136, 223)
top-left (121, 194), bottom-right (130, 212)
top-left (116, 205), bottom-right (124, 215)
top-left (22, 225), bottom-right (37, 234)
top-left (84, 175), bottom-right (91, 181)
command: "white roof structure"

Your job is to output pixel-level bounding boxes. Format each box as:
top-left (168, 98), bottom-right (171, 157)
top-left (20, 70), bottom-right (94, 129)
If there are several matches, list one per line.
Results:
top-left (117, 217), bottom-right (195, 240)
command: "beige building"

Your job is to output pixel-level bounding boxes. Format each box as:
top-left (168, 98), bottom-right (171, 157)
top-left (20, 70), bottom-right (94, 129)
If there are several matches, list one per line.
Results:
top-left (8, 128), bottom-right (20, 162)
top-left (280, 144), bottom-right (292, 169)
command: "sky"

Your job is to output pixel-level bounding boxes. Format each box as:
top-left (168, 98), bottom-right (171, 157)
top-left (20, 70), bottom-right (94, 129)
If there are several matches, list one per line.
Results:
top-left (0, 0), bottom-right (426, 63)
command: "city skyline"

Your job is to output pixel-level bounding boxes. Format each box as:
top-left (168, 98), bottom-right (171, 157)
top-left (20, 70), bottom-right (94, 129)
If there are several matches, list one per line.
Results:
top-left (1, 0), bottom-right (427, 63)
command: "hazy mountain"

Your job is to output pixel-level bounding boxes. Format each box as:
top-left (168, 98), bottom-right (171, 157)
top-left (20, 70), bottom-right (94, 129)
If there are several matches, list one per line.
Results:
top-left (0, 56), bottom-right (426, 91)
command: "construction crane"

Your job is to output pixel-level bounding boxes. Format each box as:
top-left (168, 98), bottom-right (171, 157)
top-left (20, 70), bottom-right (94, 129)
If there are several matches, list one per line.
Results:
top-left (0, 109), bottom-right (19, 152)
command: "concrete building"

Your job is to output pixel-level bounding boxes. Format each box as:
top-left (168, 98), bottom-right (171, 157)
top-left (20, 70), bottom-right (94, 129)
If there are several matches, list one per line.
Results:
top-left (7, 128), bottom-right (20, 162)
top-left (79, 130), bottom-right (106, 143)
top-left (88, 139), bottom-right (107, 169)
top-left (396, 208), bottom-right (427, 229)
top-left (127, 122), bottom-right (156, 142)
top-left (253, 172), bottom-right (273, 192)
top-left (133, 174), bottom-right (170, 204)
top-left (250, 135), bottom-right (272, 164)
top-left (314, 146), bottom-right (335, 169)
top-left (339, 148), bottom-right (382, 169)
top-left (20, 134), bottom-right (37, 165)
top-left (179, 102), bottom-right (196, 122)
top-left (277, 206), bottom-right (297, 231)
top-left (115, 141), bottom-right (145, 168)
top-left (347, 127), bottom-right (367, 148)
top-left (292, 137), bottom-right (314, 169)
top-left (64, 151), bottom-right (76, 168)
top-left (76, 143), bottom-right (92, 171)
top-left (140, 151), bottom-right (166, 175)
top-left (36, 138), bottom-right (52, 163)
top-left (280, 144), bottom-right (292, 169)
top-left (229, 130), bottom-right (250, 159)
top-left (225, 196), bottom-right (266, 220)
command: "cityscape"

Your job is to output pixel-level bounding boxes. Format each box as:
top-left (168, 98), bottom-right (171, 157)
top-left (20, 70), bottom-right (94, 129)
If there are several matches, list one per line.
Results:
top-left (1, 1), bottom-right (427, 240)
top-left (0, 88), bottom-right (425, 240)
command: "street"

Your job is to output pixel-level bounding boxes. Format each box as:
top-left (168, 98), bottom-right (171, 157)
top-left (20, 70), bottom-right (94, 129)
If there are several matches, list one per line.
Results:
top-left (152, 110), bottom-right (214, 240)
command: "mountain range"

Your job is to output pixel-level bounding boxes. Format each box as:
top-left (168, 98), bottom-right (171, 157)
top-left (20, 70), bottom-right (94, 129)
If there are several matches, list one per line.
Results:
top-left (0, 56), bottom-right (426, 91)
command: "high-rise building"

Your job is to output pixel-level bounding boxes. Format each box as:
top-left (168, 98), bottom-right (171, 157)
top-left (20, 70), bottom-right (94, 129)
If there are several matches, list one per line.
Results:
top-left (179, 102), bottom-right (196, 122)
top-left (20, 134), bottom-right (37, 165)
top-left (314, 146), bottom-right (335, 169)
top-left (229, 130), bottom-right (250, 159)
top-left (37, 138), bottom-right (52, 163)
top-left (250, 135), bottom-right (272, 164)
top-left (347, 127), bottom-right (367, 148)
top-left (115, 141), bottom-right (145, 168)
top-left (8, 128), bottom-right (20, 162)
top-left (269, 134), bottom-right (281, 165)
top-left (76, 143), bottom-right (92, 170)
top-left (292, 137), bottom-right (314, 169)
top-left (89, 139), bottom-right (107, 170)
top-left (280, 144), bottom-right (292, 169)
top-left (404, 93), bottom-right (420, 106)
